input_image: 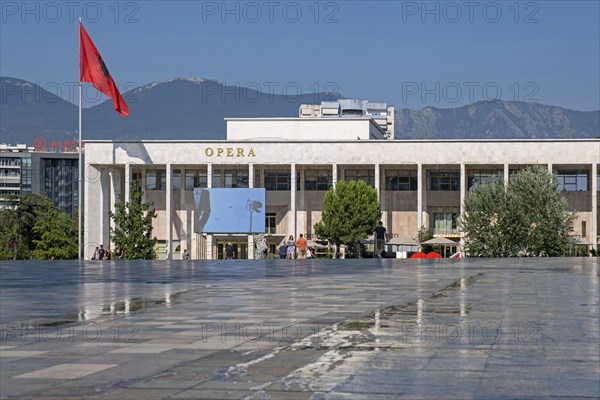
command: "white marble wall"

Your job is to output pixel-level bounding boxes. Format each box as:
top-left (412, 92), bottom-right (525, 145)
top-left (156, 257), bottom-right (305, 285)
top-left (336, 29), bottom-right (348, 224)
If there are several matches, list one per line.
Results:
top-left (84, 139), bottom-right (600, 259)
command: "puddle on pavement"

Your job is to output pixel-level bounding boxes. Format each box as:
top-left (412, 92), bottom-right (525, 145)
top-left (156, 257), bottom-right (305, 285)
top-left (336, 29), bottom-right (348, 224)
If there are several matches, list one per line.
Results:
top-left (339, 272), bottom-right (484, 334)
top-left (298, 272), bottom-right (487, 354)
top-left (101, 292), bottom-right (186, 315)
top-left (1, 291), bottom-right (189, 340)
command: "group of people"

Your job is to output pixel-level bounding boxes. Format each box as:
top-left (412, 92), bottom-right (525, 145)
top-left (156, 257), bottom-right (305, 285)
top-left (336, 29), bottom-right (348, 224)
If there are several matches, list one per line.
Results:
top-left (92, 245), bottom-right (123, 261)
top-left (279, 234), bottom-right (314, 259)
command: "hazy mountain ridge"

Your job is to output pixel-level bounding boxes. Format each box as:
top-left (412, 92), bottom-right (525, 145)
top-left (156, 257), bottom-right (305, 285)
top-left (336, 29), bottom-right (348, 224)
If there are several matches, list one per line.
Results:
top-left (0, 77), bottom-right (343, 144)
top-left (396, 101), bottom-right (599, 139)
top-left (1, 77), bottom-right (598, 145)
top-left (0, 77), bottom-right (79, 141)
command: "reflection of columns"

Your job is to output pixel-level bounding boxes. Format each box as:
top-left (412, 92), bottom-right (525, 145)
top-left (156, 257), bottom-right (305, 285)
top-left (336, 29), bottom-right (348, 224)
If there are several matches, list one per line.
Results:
top-left (248, 163), bottom-right (255, 260)
top-left (504, 164), bottom-right (509, 189)
top-left (417, 163), bottom-right (424, 229)
top-left (592, 164), bottom-right (598, 251)
top-left (124, 163), bottom-right (132, 203)
top-left (290, 163), bottom-right (297, 237)
top-left (206, 163), bottom-right (213, 260)
top-left (332, 163), bottom-right (338, 186)
top-left (374, 163), bottom-right (380, 201)
top-left (459, 163), bottom-right (466, 248)
top-left (166, 163), bottom-right (172, 260)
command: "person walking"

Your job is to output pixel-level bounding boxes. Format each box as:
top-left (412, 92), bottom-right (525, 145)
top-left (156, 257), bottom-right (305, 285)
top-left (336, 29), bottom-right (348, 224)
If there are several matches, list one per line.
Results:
top-left (374, 221), bottom-right (388, 259)
top-left (225, 242), bottom-right (236, 260)
top-left (92, 246), bottom-right (99, 260)
top-left (286, 235), bottom-right (296, 259)
top-left (296, 234), bottom-right (308, 259)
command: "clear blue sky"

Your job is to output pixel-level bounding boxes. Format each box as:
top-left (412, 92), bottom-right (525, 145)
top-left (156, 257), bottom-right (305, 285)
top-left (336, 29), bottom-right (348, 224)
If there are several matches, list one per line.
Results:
top-left (1, 0), bottom-right (599, 110)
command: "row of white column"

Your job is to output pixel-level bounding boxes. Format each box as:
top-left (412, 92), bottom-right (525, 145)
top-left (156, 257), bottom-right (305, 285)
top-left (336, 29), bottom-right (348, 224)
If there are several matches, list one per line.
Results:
top-left (105, 162), bottom-right (599, 259)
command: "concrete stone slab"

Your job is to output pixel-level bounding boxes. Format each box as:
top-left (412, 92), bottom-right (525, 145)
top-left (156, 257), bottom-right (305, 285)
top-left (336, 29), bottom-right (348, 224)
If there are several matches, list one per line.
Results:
top-left (14, 363), bottom-right (118, 379)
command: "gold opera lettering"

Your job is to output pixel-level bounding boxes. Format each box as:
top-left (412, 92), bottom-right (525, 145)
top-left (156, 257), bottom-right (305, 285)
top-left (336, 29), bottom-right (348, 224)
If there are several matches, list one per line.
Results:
top-left (204, 147), bottom-right (255, 157)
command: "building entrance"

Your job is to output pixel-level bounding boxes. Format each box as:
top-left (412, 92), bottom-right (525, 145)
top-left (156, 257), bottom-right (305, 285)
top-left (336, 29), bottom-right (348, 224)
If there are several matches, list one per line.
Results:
top-left (215, 239), bottom-right (248, 260)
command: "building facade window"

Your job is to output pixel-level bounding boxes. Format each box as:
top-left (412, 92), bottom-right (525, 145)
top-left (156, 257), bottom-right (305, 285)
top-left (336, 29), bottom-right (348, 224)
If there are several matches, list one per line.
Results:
top-left (428, 171), bottom-right (460, 191)
top-left (146, 169), bottom-right (166, 190)
top-left (468, 170), bottom-right (502, 190)
top-left (132, 171), bottom-right (142, 188)
top-left (1, 169), bottom-right (21, 177)
top-left (223, 169), bottom-right (249, 188)
top-left (20, 157), bottom-right (32, 194)
top-left (265, 213), bottom-right (277, 234)
top-left (43, 158), bottom-right (77, 214)
top-left (185, 169), bottom-right (207, 190)
top-left (344, 168), bottom-right (375, 186)
top-left (304, 169), bottom-right (332, 191)
top-left (212, 171), bottom-right (222, 188)
top-left (385, 169), bottom-right (417, 191)
top-left (0, 158), bottom-right (21, 167)
top-left (432, 212), bottom-right (458, 235)
top-left (557, 170), bottom-right (588, 191)
top-left (264, 170), bottom-right (290, 191)
top-left (172, 169), bottom-right (181, 191)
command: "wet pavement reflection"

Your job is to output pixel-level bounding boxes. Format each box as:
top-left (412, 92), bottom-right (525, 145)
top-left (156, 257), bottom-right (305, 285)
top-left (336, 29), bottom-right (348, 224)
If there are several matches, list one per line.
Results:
top-left (1, 258), bottom-right (598, 399)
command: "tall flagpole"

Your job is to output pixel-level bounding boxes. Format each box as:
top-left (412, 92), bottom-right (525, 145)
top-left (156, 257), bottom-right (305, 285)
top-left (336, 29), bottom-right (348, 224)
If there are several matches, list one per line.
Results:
top-left (78, 18), bottom-right (83, 260)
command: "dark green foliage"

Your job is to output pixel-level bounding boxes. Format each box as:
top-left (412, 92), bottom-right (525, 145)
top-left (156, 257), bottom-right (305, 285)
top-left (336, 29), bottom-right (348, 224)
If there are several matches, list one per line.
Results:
top-left (0, 207), bottom-right (18, 260)
top-left (32, 203), bottom-right (78, 260)
top-left (109, 181), bottom-right (157, 260)
top-left (0, 194), bottom-right (77, 260)
top-left (461, 165), bottom-right (575, 257)
top-left (314, 180), bottom-right (381, 255)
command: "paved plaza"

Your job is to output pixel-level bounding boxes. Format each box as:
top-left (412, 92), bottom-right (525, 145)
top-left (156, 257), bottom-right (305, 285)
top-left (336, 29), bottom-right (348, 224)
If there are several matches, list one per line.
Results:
top-left (1, 258), bottom-right (599, 399)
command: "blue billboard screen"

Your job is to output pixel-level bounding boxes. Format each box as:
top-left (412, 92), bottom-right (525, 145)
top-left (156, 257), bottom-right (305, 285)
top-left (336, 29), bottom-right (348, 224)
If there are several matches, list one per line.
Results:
top-left (193, 188), bottom-right (266, 233)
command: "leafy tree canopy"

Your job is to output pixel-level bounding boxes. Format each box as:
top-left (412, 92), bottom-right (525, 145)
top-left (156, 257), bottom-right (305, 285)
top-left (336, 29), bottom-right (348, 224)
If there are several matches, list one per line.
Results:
top-left (0, 194), bottom-right (77, 260)
top-left (109, 181), bottom-right (157, 260)
top-left (461, 165), bottom-right (575, 257)
top-left (314, 180), bottom-right (381, 255)
top-left (414, 225), bottom-right (433, 246)
top-left (32, 203), bottom-right (78, 260)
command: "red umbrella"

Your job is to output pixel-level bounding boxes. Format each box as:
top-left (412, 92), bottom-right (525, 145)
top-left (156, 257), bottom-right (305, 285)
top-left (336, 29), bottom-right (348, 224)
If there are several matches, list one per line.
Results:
top-left (426, 251), bottom-right (441, 259)
top-left (410, 251), bottom-right (426, 259)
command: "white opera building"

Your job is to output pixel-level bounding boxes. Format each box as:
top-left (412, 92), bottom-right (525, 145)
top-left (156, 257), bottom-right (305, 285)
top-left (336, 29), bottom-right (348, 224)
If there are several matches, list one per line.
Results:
top-left (83, 114), bottom-right (599, 260)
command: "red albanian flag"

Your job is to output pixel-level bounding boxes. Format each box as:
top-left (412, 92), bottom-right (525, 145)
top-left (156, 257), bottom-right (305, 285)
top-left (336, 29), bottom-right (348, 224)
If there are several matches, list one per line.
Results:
top-left (80, 23), bottom-right (129, 116)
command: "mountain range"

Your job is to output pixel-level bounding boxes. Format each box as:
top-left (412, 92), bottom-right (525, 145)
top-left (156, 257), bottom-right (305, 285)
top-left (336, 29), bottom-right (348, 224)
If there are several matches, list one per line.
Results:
top-left (1, 76), bottom-right (598, 145)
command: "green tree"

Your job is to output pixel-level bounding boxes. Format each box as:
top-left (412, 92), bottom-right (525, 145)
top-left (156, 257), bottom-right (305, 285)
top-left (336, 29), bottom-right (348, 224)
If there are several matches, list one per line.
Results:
top-left (109, 181), bottom-right (157, 260)
top-left (2, 195), bottom-right (49, 259)
top-left (0, 194), bottom-right (77, 260)
top-left (461, 165), bottom-right (575, 257)
top-left (0, 207), bottom-right (17, 260)
top-left (314, 180), bottom-right (381, 257)
top-left (32, 204), bottom-right (78, 260)
top-left (413, 225), bottom-right (434, 247)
